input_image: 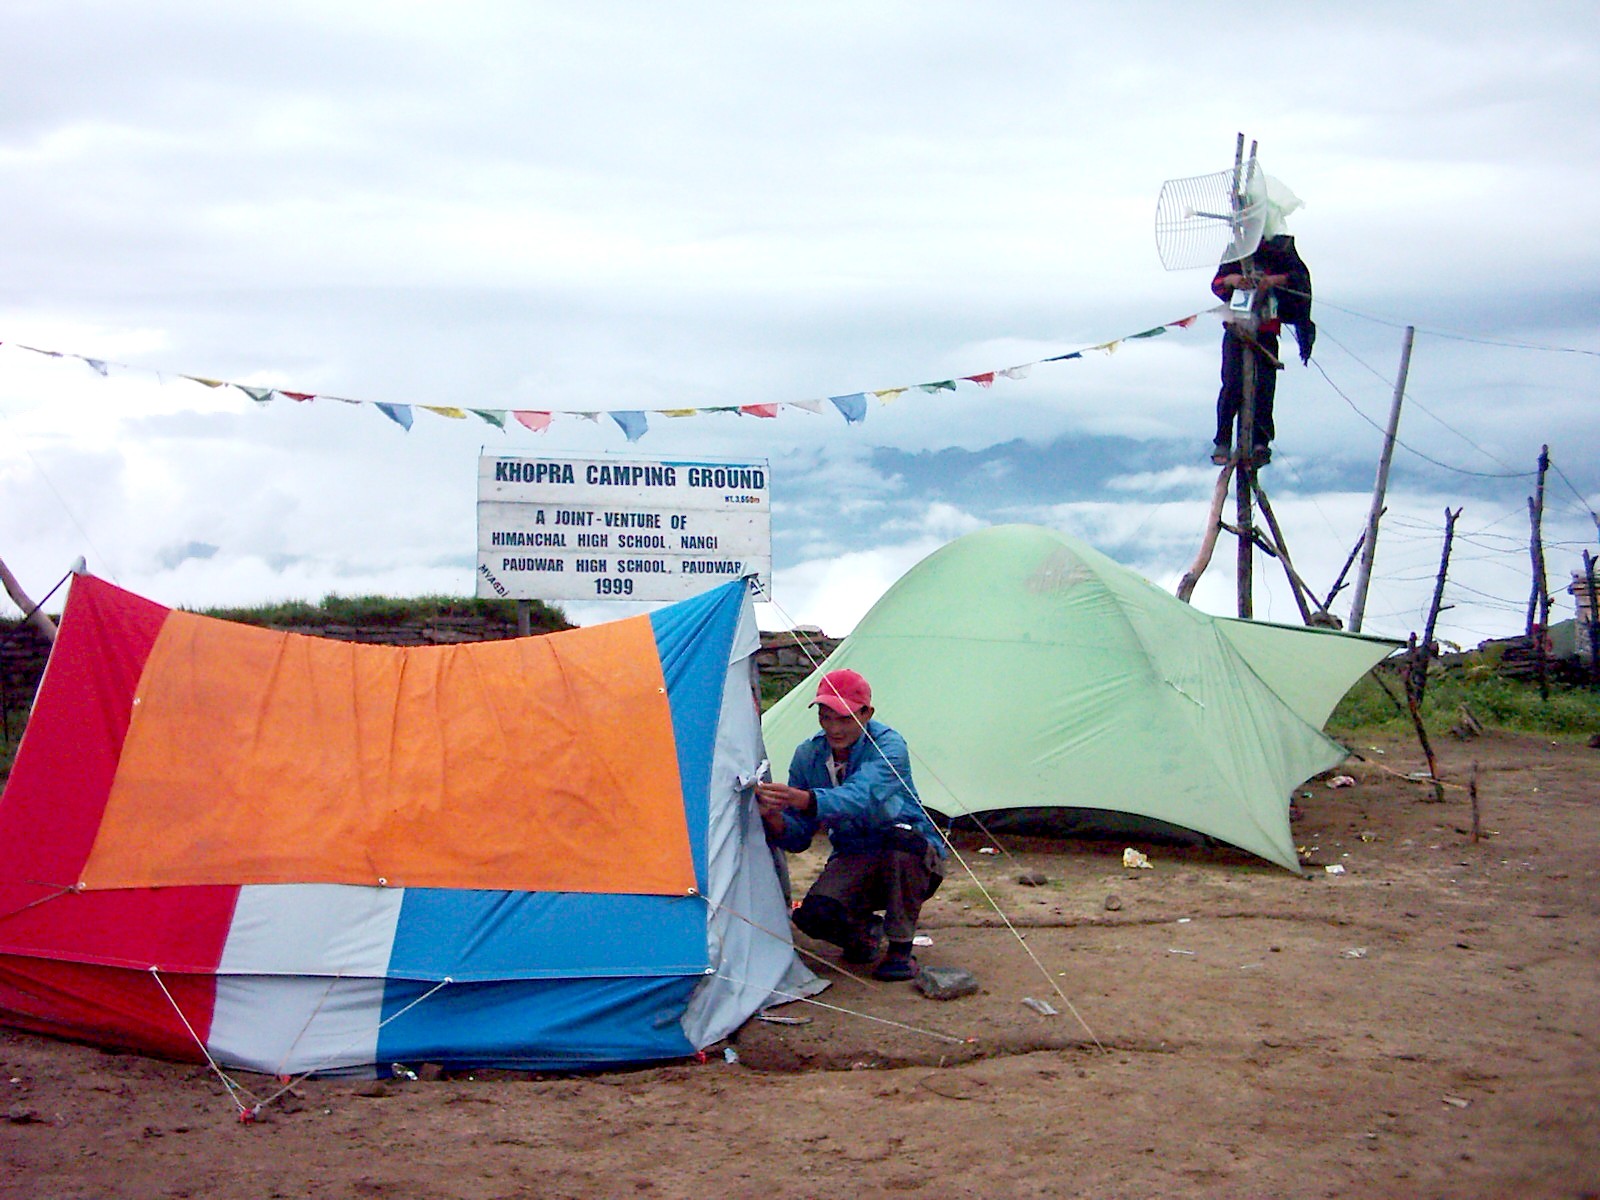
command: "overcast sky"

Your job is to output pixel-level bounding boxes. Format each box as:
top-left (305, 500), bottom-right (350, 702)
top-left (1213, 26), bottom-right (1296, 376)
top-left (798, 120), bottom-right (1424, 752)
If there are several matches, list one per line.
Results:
top-left (3, 1), bottom-right (1597, 646)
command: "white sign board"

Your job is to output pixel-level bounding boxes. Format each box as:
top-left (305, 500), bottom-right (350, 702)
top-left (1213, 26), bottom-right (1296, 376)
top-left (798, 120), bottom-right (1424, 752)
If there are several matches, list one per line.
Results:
top-left (476, 454), bottom-right (771, 603)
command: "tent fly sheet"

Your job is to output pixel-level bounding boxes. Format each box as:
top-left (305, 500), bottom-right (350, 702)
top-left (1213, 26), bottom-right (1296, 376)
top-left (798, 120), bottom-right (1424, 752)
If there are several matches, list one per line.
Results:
top-left (763, 525), bottom-right (1400, 872)
top-left (0, 575), bottom-right (818, 1077)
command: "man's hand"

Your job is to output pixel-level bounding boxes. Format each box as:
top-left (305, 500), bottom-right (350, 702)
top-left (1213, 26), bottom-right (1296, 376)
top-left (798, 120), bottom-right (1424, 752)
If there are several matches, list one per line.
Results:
top-left (754, 781), bottom-right (810, 839)
top-left (754, 781), bottom-right (813, 811)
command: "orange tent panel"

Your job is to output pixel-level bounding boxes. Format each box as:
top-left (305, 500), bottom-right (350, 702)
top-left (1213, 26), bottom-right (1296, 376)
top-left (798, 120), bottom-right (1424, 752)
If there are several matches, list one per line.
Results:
top-left (79, 612), bottom-right (695, 895)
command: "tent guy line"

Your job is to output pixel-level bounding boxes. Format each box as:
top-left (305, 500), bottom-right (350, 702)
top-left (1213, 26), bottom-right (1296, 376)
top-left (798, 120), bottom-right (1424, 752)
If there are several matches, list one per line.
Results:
top-left (713, 967), bottom-right (972, 1049)
top-left (147, 966), bottom-right (258, 1117)
top-left (759, 585), bottom-right (1108, 1051)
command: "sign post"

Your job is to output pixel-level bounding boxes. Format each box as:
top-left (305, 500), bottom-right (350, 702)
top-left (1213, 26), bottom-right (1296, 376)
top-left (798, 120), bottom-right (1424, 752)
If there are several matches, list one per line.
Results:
top-left (476, 454), bottom-right (772, 604)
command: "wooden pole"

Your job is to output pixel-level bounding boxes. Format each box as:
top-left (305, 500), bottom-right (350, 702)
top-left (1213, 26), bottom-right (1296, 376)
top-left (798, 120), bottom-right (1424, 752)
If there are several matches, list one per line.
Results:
top-left (1322, 527), bottom-right (1369, 612)
top-left (1526, 447), bottom-right (1553, 701)
top-left (1252, 480), bottom-right (1315, 624)
top-left (1177, 463), bottom-right (1236, 602)
top-left (515, 600), bottom-right (532, 638)
top-left (1229, 134), bottom-right (1260, 621)
top-left (1235, 350), bottom-right (1256, 619)
top-left (1414, 506), bottom-right (1461, 711)
top-left (1403, 507), bottom-right (1459, 801)
top-left (1349, 325), bottom-right (1415, 632)
top-left (1402, 634), bottom-right (1442, 802)
top-left (0, 555), bottom-right (57, 644)
top-left (1525, 445), bottom-right (1550, 636)
top-left (1585, 551), bottom-right (1600, 688)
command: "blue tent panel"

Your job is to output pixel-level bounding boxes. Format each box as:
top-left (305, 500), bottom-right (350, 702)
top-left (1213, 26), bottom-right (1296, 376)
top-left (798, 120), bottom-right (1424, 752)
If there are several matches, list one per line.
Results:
top-left (388, 891), bottom-right (708, 982)
top-left (650, 579), bottom-right (746, 882)
top-left (376, 974), bottom-right (700, 1069)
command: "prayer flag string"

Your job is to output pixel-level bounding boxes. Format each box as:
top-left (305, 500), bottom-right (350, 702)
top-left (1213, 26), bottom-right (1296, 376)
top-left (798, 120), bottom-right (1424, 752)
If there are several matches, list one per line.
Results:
top-left (0, 306), bottom-right (1221, 443)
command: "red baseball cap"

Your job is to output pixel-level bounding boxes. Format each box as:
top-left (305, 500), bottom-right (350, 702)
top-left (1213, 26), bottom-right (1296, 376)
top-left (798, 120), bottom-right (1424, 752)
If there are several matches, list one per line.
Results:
top-left (812, 669), bottom-right (871, 716)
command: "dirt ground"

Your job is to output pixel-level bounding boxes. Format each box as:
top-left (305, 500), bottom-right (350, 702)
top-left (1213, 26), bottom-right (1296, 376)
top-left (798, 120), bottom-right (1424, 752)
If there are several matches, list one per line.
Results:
top-left (2, 730), bottom-right (1597, 1199)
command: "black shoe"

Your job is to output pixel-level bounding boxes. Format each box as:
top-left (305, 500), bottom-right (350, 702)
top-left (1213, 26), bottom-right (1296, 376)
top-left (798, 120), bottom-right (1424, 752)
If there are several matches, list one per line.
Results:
top-left (1210, 441), bottom-right (1231, 466)
top-left (841, 915), bottom-right (884, 964)
top-left (1252, 445), bottom-right (1272, 466)
top-left (872, 948), bottom-right (917, 982)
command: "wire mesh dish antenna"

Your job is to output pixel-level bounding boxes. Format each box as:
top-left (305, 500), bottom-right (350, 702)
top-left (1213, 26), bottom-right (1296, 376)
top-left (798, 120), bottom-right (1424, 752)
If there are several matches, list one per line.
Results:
top-left (1154, 163), bottom-right (1265, 271)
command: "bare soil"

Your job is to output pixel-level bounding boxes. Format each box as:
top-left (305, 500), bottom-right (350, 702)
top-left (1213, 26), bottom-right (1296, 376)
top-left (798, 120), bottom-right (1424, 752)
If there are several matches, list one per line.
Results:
top-left (3, 730), bottom-right (1597, 1199)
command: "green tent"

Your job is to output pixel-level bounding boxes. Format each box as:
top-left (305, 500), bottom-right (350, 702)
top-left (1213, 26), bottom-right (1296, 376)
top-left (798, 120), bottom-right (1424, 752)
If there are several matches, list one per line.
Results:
top-left (762, 525), bottom-right (1400, 872)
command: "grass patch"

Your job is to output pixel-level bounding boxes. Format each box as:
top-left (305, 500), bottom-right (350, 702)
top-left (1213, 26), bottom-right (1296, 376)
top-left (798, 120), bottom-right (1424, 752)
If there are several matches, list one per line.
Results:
top-left (759, 674), bottom-right (808, 712)
top-left (945, 880), bottom-right (1005, 910)
top-left (1329, 663), bottom-right (1600, 741)
top-left (196, 593), bottom-right (570, 633)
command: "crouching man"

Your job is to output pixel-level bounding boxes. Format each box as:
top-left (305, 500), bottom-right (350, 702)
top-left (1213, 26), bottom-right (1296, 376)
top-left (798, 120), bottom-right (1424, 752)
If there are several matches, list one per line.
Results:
top-left (755, 669), bottom-right (945, 982)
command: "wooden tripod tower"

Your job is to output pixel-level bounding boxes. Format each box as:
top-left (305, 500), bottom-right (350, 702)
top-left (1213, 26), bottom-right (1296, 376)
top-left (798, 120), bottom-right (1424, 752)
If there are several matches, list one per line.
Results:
top-left (1172, 135), bottom-right (1330, 624)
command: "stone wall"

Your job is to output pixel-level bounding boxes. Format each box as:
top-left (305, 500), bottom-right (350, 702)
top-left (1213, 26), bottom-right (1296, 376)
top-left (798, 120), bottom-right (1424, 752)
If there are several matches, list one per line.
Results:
top-left (754, 629), bottom-right (839, 696)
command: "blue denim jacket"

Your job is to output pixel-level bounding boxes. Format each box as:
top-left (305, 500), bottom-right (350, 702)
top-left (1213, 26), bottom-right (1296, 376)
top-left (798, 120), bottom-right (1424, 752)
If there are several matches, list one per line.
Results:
top-left (771, 719), bottom-right (944, 859)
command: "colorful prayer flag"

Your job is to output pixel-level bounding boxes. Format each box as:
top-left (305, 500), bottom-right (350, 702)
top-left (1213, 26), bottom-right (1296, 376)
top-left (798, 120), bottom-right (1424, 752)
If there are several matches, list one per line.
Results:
top-left (828, 393), bottom-right (868, 424)
top-left (609, 411), bottom-right (648, 442)
top-left (375, 403), bottom-right (414, 431)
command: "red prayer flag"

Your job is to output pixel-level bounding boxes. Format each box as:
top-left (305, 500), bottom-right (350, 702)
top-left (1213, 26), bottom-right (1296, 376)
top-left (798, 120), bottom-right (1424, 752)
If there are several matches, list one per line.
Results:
top-left (513, 411), bottom-right (552, 433)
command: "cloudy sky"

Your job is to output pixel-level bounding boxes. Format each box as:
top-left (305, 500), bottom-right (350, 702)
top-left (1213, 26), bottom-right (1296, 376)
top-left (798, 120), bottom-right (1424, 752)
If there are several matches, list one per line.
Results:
top-left (3, 1), bottom-right (1597, 646)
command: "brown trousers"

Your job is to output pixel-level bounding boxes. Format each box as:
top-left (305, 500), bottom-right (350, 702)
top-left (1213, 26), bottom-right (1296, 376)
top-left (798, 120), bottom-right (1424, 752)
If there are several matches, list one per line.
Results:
top-left (803, 833), bottom-right (943, 944)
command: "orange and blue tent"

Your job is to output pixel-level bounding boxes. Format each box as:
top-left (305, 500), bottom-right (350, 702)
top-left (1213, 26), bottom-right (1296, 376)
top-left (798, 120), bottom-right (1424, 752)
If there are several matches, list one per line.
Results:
top-left (0, 575), bottom-right (817, 1079)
